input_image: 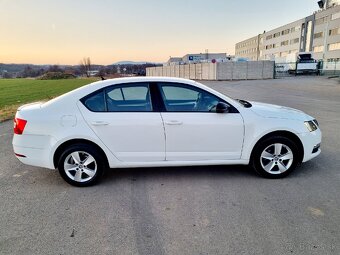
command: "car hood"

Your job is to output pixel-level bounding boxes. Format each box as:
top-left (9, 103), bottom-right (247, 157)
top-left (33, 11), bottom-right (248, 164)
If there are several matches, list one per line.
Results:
top-left (249, 101), bottom-right (312, 121)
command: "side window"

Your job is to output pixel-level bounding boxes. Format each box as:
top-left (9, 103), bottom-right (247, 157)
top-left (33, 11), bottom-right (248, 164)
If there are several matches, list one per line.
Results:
top-left (105, 83), bottom-right (152, 112)
top-left (159, 83), bottom-right (222, 112)
top-left (83, 90), bottom-right (106, 112)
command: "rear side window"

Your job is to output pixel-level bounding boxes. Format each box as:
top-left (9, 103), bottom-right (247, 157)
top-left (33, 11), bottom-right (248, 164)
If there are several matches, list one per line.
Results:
top-left (105, 83), bottom-right (152, 112)
top-left (82, 90), bottom-right (105, 112)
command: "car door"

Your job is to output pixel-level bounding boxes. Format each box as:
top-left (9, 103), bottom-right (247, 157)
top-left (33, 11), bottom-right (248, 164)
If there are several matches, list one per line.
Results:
top-left (78, 82), bottom-right (165, 162)
top-left (158, 82), bottom-right (244, 161)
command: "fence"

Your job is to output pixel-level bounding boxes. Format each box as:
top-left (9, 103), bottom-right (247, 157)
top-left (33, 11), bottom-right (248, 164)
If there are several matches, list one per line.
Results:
top-left (146, 61), bottom-right (275, 81)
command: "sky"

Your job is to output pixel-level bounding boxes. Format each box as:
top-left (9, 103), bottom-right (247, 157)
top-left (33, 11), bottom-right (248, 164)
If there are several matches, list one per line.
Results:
top-left (0, 0), bottom-right (318, 65)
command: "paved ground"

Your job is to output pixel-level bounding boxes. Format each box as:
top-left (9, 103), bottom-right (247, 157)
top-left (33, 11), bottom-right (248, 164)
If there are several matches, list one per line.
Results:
top-left (0, 77), bottom-right (339, 255)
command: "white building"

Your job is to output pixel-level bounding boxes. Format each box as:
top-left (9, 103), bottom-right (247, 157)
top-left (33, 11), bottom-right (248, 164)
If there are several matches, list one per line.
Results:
top-left (235, 1), bottom-right (340, 62)
top-left (165, 53), bottom-right (232, 66)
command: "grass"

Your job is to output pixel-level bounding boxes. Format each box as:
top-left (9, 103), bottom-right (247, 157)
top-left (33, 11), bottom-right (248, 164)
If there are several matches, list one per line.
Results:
top-left (0, 78), bottom-right (98, 121)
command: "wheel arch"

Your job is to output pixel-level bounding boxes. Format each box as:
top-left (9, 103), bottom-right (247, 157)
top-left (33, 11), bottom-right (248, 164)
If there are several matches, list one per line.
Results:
top-left (250, 130), bottom-right (304, 164)
top-left (53, 138), bottom-right (110, 168)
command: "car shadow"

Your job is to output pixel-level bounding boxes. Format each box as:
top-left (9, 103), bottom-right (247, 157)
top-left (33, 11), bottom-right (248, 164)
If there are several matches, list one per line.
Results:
top-left (101, 165), bottom-right (258, 185)
top-left (100, 159), bottom-right (321, 186)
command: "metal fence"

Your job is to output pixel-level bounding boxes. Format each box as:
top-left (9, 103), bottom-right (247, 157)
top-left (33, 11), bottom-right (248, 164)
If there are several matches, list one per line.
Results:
top-left (274, 61), bottom-right (340, 78)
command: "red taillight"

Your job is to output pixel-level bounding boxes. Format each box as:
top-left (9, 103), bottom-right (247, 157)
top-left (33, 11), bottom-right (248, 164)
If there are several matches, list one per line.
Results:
top-left (13, 118), bottom-right (27, 135)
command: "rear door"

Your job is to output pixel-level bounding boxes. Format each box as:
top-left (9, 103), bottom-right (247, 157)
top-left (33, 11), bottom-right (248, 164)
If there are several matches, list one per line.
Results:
top-left (78, 82), bottom-right (165, 162)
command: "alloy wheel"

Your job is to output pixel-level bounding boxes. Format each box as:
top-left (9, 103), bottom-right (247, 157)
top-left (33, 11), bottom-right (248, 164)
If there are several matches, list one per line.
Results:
top-left (64, 151), bottom-right (97, 182)
top-left (260, 143), bottom-right (294, 174)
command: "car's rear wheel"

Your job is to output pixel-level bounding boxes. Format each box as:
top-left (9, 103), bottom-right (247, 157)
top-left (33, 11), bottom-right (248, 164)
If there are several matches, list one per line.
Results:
top-left (58, 144), bottom-right (105, 187)
top-left (251, 136), bottom-right (299, 178)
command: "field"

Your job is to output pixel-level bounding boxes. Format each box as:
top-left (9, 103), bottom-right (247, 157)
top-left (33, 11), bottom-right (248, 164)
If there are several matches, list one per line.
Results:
top-left (0, 78), bottom-right (97, 121)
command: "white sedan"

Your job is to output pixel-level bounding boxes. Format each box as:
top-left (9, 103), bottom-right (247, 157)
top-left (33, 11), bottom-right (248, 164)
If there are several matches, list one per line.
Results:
top-left (13, 77), bottom-right (321, 186)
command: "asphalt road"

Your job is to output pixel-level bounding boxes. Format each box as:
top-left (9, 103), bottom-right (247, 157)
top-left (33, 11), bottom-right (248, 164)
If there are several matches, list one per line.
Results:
top-left (0, 77), bottom-right (339, 255)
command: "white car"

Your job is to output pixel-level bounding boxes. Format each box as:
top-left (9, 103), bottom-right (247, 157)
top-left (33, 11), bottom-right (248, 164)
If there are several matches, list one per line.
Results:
top-left (13, 77), bottom-right (321, 186)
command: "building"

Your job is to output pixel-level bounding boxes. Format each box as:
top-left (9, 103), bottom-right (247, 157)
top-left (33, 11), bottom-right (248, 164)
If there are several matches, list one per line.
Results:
top-left (165, 53), bottom-right (232, 66)
top-left (235, 34), bottom-right (263, 61)
top-left (235, 0), bottom-right (340, 62)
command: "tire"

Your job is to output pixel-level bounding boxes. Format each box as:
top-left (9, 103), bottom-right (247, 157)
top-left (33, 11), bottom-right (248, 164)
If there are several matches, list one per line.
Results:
top-left (57, 144), bottom-right (106, 187)
top-left (251, 136), bottom-right (299, 179)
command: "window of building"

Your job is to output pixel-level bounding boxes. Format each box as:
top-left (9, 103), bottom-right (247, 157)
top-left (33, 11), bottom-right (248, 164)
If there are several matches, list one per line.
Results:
top-left (273, 32), bottom-right (280, 38)
top-left (291, 26), bottom-right (301, 33)
top-left (329, 27), bottom-right (340, 36)
top-left (281, 40), bottom-right (289, 46)
top-left (314, 32), bottom-right (324, 39)
top-left (266, 35), bottom-right (272, 40)
top-left (331, 12), bottom-right (340, 20)
top-left (328, 42), bottom-right (340, 51)
top-left (280, 51), bottom-right (289, 57)
top-left (265, 44), bottom-right (273, 50)
top-left (315, 17), bottom-right (326, 26)
top-left (282, 29), bottom-right (290, 36)
top-left (290, 38), bottom-right (300, 44)
top-left (328, 58), bottom-right (340, 62)
top-left (313, 45), bottom-right (324, 53)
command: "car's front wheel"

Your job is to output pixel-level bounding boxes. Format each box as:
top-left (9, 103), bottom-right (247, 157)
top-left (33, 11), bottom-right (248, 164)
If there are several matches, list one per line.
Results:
top-left (251, 136), bottom-right (299, 178)
top-left (58, 144), bottom-right (106, 187)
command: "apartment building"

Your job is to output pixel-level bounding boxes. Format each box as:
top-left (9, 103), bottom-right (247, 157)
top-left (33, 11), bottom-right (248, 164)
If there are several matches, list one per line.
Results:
top-left (235, 1), bottom-right (340, 62)
top-left (235, 35), bottom-right (262, 61)
top-left (313, 4), bottom-right (340, 61)
top-left (261, 19), bottom-right (305, 61)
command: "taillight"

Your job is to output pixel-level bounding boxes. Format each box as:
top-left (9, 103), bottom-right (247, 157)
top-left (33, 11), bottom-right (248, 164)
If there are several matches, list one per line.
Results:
top-left (13, 118), bottom-right (27, 135)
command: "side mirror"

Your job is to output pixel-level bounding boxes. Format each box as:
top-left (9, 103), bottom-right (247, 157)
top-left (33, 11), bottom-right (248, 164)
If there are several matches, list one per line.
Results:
top-left (216, 102), bottom-right (230, 113)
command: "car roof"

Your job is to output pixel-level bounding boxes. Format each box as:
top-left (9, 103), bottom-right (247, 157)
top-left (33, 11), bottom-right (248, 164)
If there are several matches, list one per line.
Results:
top-left (88, 76), bottom-right (197, 87)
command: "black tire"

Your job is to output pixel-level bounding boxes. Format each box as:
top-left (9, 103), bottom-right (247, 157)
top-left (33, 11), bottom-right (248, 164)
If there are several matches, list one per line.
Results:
top-left (57, 143), bottom-right (106, 187)
top-left (251, 136), bottom-right (299, 179)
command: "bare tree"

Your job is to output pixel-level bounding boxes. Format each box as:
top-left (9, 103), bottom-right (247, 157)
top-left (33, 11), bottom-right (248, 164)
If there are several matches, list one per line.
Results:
top-left (80, 57), bottom-right (92, 77)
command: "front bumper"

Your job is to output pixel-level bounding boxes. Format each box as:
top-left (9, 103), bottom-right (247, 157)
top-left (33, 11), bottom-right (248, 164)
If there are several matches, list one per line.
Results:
top-left (297, 128), bottom-right (322, 163)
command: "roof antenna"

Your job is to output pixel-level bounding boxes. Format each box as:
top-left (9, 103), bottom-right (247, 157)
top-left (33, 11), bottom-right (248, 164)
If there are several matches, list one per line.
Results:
top-left (100, 76), bottom-right (106, 80)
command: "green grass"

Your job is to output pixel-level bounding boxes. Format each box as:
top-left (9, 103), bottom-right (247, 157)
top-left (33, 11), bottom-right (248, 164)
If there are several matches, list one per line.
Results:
top-left (0, 78), bottom-right (98, 121)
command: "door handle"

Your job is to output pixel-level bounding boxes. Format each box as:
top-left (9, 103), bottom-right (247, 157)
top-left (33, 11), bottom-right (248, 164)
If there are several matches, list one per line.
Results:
top-left (91, 121), bottom-right (110, 126)
top-left (165, 120), bottom-right (183, 125)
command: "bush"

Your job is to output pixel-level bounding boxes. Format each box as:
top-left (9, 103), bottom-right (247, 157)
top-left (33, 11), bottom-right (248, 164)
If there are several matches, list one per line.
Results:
top-left (38, 72), bottom-right (76, 80)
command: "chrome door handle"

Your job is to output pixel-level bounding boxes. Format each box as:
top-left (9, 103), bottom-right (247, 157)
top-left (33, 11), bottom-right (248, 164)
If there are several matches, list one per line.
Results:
top-left (91, 121), bottom-right (110, 126)
top-left (165, 120), bottom-right (183, 125)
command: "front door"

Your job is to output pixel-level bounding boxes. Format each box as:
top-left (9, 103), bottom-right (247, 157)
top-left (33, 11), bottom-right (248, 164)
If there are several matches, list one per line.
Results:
top-left (158, 82), bottom-right (244, 161)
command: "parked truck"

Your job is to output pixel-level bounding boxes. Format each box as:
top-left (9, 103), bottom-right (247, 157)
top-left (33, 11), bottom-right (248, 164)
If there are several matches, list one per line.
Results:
top-left (276, 52), bottom-right (319, 75)
top-left (295, 53), bottom-right (319, 75)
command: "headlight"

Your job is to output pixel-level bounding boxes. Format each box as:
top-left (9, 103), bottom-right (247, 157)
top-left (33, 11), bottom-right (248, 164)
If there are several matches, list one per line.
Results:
top-left (304, 120), bottom-right (318, 132)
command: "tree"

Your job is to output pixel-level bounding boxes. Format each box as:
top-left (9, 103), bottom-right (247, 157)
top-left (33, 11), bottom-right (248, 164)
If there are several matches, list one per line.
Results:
top-left (80, 57), bottom-right (92, 77)
top-left (48, 65), bottom-right (63, 73)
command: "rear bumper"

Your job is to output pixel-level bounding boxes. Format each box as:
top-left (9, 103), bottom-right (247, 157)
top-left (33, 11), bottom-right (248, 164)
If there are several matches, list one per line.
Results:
top-left (12, 134), bottom-right (55, 169)
top-left (298, 128), bottom-right (322, 163)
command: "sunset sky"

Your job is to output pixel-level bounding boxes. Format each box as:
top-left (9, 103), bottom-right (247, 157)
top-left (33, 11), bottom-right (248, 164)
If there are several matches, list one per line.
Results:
top-left (1, 0), bottom-right (317, 65)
